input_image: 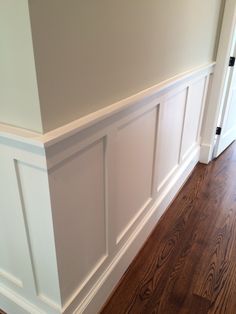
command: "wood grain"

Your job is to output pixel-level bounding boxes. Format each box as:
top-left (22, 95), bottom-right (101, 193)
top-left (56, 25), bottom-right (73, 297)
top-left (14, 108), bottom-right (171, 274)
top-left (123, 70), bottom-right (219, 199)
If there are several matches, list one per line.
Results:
top-left (101, 142), bottom-right (236, 314)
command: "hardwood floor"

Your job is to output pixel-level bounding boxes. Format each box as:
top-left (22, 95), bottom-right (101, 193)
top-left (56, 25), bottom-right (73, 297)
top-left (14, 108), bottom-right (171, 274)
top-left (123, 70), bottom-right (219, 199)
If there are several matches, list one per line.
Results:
top-left (101, 142), bottom-right (236, 314)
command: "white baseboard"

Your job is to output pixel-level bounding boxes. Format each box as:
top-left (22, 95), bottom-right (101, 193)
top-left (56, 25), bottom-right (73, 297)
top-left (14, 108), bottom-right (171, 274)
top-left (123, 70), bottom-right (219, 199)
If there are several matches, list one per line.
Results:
top-left (0, 286), bottom-right (44, 314)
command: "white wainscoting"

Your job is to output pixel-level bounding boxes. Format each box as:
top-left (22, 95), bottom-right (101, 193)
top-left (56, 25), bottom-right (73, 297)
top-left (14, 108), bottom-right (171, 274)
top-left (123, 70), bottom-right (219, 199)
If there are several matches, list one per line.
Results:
top-left (49, 138), bottom-right (108, 304)
top-left (0, 139), bottom-right (61, 314)
top-left (115, 107), bottom-right (158, 245)
top-left (0, 63), bottom-right (213, 314)
top-left (156, 88), bottom-right (187, 194)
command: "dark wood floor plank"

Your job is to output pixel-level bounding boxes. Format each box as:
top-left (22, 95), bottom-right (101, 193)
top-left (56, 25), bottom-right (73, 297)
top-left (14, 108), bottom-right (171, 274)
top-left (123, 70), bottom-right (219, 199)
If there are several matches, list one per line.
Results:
top-left (169, 150), bottom-right (236, 313)
top-left (192, 148), bottom-right (236, 314)
top-left (143, 161), bottom-right (227, 313)
top-left (179, 294), bottom-right (211, 314)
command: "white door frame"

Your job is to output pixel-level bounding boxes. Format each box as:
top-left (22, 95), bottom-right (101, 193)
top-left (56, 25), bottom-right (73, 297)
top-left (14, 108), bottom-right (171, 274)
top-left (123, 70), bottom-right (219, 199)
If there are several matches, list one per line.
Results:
top-left (200, 0), bottom-right (236, 164)
top-left (213, 28), bottom-right (236, 158)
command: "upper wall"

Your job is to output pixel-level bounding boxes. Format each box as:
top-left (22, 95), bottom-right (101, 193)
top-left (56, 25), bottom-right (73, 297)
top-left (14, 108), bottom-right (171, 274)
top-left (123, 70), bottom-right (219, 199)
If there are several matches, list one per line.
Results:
top-left (0, 0), bottom-right (43, 133)
top-left (29, 0), bottom-right (223, 133)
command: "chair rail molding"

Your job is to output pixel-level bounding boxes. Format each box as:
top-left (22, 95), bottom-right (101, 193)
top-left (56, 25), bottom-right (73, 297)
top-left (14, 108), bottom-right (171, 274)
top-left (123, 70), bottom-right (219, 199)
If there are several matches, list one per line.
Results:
top-left (0, 62), bottom-right (214, 314)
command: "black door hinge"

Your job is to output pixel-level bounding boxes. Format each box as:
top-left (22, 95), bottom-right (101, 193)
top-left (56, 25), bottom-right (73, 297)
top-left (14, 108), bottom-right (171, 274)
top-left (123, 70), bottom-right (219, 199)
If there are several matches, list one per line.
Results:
top-left (229, 56), bottom-right (235, 67)
top-left (216, 127), bottom-right (222, 135)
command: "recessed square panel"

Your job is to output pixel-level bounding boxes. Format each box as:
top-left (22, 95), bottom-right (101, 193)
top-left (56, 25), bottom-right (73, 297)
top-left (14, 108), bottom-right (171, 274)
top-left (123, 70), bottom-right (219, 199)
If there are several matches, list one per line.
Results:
top-left (181, 78), bottom-right (206, 160)
top-left (115, 108), bottom-right (157, 243)
top-left (49, 138), bottom-right (107, 302)
top-left (157, 89), bottom-right (187, 191)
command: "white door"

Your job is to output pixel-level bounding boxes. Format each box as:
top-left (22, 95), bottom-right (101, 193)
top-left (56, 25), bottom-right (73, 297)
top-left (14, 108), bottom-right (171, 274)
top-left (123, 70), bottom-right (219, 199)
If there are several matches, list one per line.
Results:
top-left (214, 31), bottom-right (236, 158)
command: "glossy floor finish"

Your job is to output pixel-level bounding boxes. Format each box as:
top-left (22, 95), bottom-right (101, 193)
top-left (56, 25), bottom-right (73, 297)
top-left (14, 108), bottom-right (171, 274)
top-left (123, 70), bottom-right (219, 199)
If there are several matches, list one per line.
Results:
top-left (101, 142), bottom-right (236, 314)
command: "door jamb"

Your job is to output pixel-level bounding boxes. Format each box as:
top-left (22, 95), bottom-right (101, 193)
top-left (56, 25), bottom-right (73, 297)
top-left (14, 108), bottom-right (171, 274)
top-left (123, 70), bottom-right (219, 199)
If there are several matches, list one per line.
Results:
top-left (200, 0), bottom-right (236, 164)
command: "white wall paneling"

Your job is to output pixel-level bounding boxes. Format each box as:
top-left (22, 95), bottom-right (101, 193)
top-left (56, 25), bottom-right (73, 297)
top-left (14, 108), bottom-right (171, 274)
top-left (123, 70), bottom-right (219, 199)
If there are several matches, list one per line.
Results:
top-left (114, 106), bottom-right (158, 245)
top-left (156, 88), bottom-right (187, 194)
top-left (0, 63), bottom-right (214, 314)
top-left (180, 77), bottom-right (209, 162)
top-left (49, 137), bottom-right (108, 305)
top-left (0, 140), bottom-right (61, 314)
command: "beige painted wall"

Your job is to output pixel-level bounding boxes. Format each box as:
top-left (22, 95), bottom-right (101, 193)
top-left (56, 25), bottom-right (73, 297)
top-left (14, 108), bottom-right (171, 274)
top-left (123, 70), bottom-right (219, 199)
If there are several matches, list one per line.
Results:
top-left (29, 0), bottom-right (223, 132)
top-left (0, 0), bottom-right (43, 133)
top-left (29, 0), bottom-right (221, 131)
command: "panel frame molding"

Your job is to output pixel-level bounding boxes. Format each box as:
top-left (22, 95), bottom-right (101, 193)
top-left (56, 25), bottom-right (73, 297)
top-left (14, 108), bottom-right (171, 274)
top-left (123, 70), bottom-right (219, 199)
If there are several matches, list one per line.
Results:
top-left (155, 87), bottom-right (188, 194)
top-left (49, 135), bottom-right (110, 308)
top-left (14, 159), bottom-right (61, 311)
top-left (0, 269), bottom-right (23, 289)
top-left (114, 104), bottom-right (160, 246)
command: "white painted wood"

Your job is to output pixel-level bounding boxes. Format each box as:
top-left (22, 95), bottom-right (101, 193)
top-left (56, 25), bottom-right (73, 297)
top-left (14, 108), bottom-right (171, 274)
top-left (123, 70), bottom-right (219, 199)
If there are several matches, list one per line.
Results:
top-left (0, 286), bottom-right (44, 314)
top-left (115, 107), bottom-right (158, 244)
top-left (156, 89), bottom-right (187, 193)
top-left (0, 142), bottom-right (61, 314)
top-left (49, 139), bottom-right (108, 305)
top-left (15, 161), bottom-right (61, 307)
top-left (181, 78), bottom-right (206, 161)
top-left (0, 63), bottom-right (213, 314)
top-left (214, 30), bottom-right (236, 157)
top-left (0, 152), bottom-right (30, 292)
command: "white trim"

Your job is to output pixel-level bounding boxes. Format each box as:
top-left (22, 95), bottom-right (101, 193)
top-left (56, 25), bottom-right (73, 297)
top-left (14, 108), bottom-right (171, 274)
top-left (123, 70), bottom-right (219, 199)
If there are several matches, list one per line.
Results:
top-left (42, 62), bottom-right (215, 147)
top-left (42, 63), bottom-right (214, 147)
top-left (0, 124), bottom-right (43, 147)
top-left (116, 197), bottom-right (153, 245)
top-left (0, 63), bottom-right (214, 150)
top-left (0, 285), bottom-right (45, 314)
top-left (0, 270), bottom-right (23, 289)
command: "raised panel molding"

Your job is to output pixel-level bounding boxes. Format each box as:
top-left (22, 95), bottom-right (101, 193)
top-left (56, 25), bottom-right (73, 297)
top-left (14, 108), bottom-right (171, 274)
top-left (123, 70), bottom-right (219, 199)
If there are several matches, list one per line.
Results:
top-left (156, 89), bottom-right (187, 193)
top-left (0, 151), bottom-right (37, 295)
top-left (180, 77), bottom-right (208, 162)
top-left (15, 161), bottom-right (61, 308)
top-left (0, 269), bottom-right (23, 289)
top-left (0, 63), bottom-right (214, 314)
top-left (0, 143), bottom-right (61, 314)
top-left (115, 107), bottom-right (158, 244)
top-left (48, 138), bottom-right (108, 305)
